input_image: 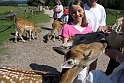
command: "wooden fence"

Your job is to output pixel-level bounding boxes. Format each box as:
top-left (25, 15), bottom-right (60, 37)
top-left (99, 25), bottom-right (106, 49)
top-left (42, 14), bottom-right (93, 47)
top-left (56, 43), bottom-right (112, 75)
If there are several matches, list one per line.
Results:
top-left (0, 7), bottom-right (41, 20)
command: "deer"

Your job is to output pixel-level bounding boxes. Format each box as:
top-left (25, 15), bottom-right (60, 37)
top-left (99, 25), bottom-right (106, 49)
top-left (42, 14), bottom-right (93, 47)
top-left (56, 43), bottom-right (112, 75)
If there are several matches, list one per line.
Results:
top-left (0, 66), bottom-right (48, 83)
top-left (52, 41), bottom-right (107, 83)
top-left (112, 17), bottom-right (123, 32)
top-left (14, 18), bottom-right (38, 43)
top-left (45, 19), bottom-right (62, 43)
top-left (60, 31), bottom-right (105, 49)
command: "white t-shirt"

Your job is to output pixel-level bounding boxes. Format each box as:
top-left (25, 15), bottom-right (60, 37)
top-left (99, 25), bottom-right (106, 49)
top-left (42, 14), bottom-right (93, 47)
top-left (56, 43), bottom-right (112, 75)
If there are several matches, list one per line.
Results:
top-left (84, 3), bottom-right (106, 31)
top-left (54, 5), bottom-right (63, 18)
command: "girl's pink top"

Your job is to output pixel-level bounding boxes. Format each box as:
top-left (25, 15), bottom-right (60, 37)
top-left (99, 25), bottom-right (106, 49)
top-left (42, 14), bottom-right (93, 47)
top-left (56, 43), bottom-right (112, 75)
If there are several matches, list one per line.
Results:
top-left (59, 23), bottom-right (92, 38)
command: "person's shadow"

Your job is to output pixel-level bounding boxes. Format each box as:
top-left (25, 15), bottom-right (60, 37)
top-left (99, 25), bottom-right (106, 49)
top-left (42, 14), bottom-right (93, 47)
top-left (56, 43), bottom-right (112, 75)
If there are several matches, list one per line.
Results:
top-left (30, 63), bottom-right (60, 83)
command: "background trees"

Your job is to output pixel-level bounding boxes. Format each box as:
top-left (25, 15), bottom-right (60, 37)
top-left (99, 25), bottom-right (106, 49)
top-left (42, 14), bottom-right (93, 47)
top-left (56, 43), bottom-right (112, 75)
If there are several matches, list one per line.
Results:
top-left (0, 0), bottom-right (123, 10)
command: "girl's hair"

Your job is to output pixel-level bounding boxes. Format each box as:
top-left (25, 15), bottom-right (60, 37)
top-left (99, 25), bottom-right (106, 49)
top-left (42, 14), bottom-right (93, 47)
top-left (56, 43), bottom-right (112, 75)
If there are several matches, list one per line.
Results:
top-left (67, 0), bottom-right (88, 27)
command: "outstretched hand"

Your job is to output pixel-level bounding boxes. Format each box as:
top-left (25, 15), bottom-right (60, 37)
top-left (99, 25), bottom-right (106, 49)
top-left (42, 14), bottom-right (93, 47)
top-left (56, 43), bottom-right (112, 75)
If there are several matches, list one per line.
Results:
top-left (105, 48), bottom-right (124, 63)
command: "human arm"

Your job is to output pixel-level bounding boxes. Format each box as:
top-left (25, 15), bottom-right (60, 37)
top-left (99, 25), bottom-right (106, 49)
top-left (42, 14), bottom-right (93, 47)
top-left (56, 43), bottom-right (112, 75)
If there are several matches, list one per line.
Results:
top-left (105, 48), bottom-right (124, 63)
top-left (98, 6), bottom-right (106, 32)
top-left (98, 26), bottom-right (105, 32)
top-left (62, 37), bottom-right (69, 44)
top-left (59, 24), bottom-right (71, 44)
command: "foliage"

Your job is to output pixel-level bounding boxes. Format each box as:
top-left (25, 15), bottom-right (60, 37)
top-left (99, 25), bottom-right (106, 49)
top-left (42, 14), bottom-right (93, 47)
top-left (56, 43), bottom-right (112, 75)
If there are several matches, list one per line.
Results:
top-left (97, 0), bottom-right (124, 10)
top-left (0, 1), bottom-right (18, 6)
top-left (43, 0), bottom-right (124, 10)
top-left (27, 0), bottom-right (45, 6)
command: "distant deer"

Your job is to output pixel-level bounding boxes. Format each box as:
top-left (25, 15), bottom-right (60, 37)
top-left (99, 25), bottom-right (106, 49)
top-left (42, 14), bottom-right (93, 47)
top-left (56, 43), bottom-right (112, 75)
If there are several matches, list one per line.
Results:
top-left (45, 19), bottom-right (62, 43)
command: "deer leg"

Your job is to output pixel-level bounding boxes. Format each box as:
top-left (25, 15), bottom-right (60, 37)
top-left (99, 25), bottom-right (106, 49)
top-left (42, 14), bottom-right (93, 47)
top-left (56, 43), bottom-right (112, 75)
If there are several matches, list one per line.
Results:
top-left (58, 31), bottom-right (61, 41)
top-left (19, 30), bottom-right (25, 42)
top-left (29, 29), bottom-right (32, 41)
top-left (31, 30), bottom-right (35, 40)
top-left (53, 33), bottom-right (55, 42)
top-left (14, 31), bottom-right (18, 43)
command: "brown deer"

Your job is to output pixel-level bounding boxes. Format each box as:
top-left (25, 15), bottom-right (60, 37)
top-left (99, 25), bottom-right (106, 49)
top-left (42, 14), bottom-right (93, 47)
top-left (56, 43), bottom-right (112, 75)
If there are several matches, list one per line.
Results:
top-left (45, 19), bottom-right (62, 43)
top-left (52, 41), bottom-right (107, 83)
top-left (60, 31), bottom-right (104, 49)
top-left (14, 18), bottom-right (38, 43)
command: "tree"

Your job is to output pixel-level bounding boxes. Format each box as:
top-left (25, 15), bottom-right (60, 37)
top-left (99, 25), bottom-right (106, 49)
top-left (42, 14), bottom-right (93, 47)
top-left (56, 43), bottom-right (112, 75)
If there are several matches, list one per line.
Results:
top-left (27, 0), bottom-right (44, 6)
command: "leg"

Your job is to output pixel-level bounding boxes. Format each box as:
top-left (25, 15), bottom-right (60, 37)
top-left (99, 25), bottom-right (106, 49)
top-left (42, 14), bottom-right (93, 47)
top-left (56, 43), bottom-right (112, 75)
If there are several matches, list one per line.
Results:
top-left (53, 33), bottom-right (55, 42)
top-left (29, 29), bottom-right (32, 41)
top-left (31, 30), bottom-right (35, 40)
top-left (14, 31), bottom-right (18, 43)
top-left (19, 30), bottom-right (25, 42)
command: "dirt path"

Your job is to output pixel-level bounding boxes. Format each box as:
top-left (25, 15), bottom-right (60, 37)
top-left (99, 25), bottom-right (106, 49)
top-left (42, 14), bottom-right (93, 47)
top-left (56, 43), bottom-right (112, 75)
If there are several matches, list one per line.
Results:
top-left (0, 10), bottom-right (109, 74)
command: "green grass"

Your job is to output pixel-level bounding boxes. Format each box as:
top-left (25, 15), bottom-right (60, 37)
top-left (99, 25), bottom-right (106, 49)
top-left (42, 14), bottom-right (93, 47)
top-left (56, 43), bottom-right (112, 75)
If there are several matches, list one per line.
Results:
top-left (0, 6), bottom-right (20, 15)
top-left (106, 12), bottom-right (117, 26)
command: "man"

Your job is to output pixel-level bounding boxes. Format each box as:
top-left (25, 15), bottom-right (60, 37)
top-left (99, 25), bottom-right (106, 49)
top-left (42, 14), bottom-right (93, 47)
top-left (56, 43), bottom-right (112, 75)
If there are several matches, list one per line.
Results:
top-left (84, 0), bottom-right (106, 32)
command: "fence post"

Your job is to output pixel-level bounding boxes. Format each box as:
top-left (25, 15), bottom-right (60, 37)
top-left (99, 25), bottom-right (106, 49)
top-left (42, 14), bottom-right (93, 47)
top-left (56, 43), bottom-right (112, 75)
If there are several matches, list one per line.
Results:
top-left (31, 9), bottom-right (33, 16)
top-left (24, 10), bottom-right (26, 20)
top-left (13, 15), bottom-right (16, 28)
top-left (116, 11), bottom-right (120, 19)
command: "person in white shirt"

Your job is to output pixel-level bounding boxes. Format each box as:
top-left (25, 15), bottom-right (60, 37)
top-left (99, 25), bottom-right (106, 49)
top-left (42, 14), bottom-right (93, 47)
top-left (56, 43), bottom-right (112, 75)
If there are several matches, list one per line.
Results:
top-left (84, 0), bottom-right (106, 32)
top-left (53, 1), bottom-right (63, 21)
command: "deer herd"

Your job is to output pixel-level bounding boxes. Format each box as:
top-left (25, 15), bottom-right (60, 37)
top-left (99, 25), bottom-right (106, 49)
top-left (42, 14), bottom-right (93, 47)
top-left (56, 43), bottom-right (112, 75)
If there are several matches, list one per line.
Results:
top-left (0, 17), bottom-right (123, 83)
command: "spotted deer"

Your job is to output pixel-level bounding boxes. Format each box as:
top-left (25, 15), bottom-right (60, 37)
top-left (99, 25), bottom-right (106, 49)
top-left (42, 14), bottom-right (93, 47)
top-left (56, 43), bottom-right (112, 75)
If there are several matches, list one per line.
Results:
top-left (52, 41), bottom-right (107, 83)
top-left (14, 18), bottom-right (38, 43)
top-left (45, 19), bottom-right (62, 43)
top-left (0, 66), bottom-right (48, 83)
top-left (112, 17), bottom-right (123, 32)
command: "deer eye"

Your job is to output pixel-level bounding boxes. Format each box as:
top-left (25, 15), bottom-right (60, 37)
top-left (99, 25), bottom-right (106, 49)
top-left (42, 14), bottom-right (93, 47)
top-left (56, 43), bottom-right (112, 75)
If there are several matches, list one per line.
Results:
top-left (83, 50), bottom-right (92, 59)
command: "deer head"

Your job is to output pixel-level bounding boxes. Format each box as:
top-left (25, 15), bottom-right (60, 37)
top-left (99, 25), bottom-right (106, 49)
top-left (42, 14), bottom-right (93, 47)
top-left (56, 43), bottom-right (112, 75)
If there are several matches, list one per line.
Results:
top-left (53, 41), bottom-right (107, 83)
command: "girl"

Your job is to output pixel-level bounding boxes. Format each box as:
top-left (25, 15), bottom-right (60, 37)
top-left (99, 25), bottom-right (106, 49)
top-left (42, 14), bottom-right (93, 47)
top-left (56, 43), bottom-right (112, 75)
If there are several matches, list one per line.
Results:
top-left (59, 0), bottom-right (93, 44)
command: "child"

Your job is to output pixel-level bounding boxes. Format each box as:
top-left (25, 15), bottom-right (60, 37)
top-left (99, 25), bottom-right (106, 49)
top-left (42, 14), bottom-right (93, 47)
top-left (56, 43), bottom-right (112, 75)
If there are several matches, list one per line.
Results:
top-left (59, 0), bottom-right (93, 81)
top-left (59, 0), bottom-right (93, 44)
top-left (61, 6), bottom-right (69, 24)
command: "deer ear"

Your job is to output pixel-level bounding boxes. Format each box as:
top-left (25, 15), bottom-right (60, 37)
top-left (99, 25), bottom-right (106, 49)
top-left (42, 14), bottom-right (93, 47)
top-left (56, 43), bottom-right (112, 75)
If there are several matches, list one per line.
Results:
top-left (61, 59), bottom-right (76, 68)
top-left (52, 47), bottom-right (69, 55)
